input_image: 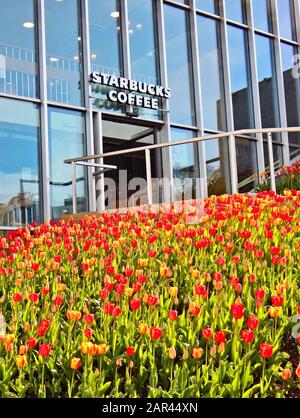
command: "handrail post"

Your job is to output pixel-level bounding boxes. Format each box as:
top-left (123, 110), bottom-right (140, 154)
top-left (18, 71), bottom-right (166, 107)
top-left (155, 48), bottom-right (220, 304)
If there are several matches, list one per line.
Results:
top-left (71, 162), bottom-right (78, 214)
top-left (267, 132), bottom-right (276, 193)
top-left (228, 134), bottom-right (238, 194)
top-left (145, 149), bottom-right (153, 206)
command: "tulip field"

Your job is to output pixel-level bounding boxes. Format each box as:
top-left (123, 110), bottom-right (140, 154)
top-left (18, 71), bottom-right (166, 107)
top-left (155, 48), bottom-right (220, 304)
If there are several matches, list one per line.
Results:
top-left (1, 189), bottom-right (300, 398)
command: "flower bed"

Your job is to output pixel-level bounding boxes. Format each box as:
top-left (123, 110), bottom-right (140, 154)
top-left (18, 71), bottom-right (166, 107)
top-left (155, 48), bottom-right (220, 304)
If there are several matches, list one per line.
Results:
top-left (256, 161), bottom-right (300, 194)
top-left (1, 191), bottom-right (300, 398)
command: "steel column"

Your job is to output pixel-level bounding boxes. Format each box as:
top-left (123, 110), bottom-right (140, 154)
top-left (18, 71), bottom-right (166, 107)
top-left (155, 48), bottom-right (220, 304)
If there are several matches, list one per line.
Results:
top-left (37, 0), bottom-right (51, 223)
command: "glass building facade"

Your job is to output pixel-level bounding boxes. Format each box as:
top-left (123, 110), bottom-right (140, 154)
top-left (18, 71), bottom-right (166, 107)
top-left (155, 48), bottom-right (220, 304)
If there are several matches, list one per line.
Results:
top-left (0, 0), bottom-right (300, 228)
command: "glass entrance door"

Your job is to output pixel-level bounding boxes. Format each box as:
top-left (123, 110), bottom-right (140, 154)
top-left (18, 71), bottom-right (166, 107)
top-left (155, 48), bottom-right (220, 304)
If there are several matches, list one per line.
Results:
top-left (97, 119), bottom-right (162, 210)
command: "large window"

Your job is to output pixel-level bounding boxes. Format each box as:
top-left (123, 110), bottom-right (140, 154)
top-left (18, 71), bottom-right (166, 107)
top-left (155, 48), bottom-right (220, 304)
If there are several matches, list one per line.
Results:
top-left (128, 0), bottom-right (160, 120)
top-left (197, 16), bottom-right (226, 131)
top-left (48, 108), bottom-right (87, 220)
top-left (225, 0), bottom-right (246, 23)
top-left (45, 0), bottom-right (83, 106)
top-left (0, 0), bottom-right (38, 98)
top-left (252, 0), bottom-right (272, 33)
top-left (205, 137), bottom-right (230, 196)
top-left (277, 0), bottom-right (296, 40)
top-left (227, 25), bottom-right (254, 130)
top-left (255, 35), bottom-right (280, 131)
top-left (164, 5), bottom-right (196, 126)
top-left (196, 0), bottom-right (219, 14)
top-left (236, 138), bottom-right (258, 192)
top-left (0, 97), bottom-right (40, 227)
top-left (171, 128), bottom-right (198, 201)
top-left (281, 42), bottom-right (300, 157)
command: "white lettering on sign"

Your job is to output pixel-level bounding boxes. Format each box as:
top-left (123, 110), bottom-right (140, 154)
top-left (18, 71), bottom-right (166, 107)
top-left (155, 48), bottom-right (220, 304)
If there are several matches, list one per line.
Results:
top-left (90, 72), bottom-right (171, 110)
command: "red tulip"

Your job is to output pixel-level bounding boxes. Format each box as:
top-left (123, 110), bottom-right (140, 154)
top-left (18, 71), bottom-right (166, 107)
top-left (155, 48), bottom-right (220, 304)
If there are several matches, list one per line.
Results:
top-left (240, 329), bottom-right (254, 343)
top-left (32, 263), bottom-right (40, 271)
top-left (37, 326), bottom-right (47, 337)
top-left (126, 346), bottom-right (135, 357)
top-left (231, 303), bottom-right (244, 319)
top-left (246, 315), bottom-right (259, 329)
top-left (260, 343), bottom-right (273, 358)
top-left (255, 289), bottom-right (265, 300)
top-left (12, 293), bottom-right (22, 303)
top-left (130, 298), bottom-right (141, 311)
top-left (84, 328), bottom-right (93, 339)
top-left (112, 307), bottom-right (122, 317)
top-left (149, 326), bottom-right (162, 340)
top-left (29, 293), bottom-right (39, 303)
top-left (202, 328), bottom-right (213, 340)
top-left (39, 319), bottom-right (51, 329)
top-left (83, 313), bottom-right (94, 324)
top-left (195, 285), bottom-right (207, 297)
top-left (27, 338), bottom-right (37, 349)
top-left (38, 343), bottom-right (51, 357)
top-left (214, 331), bottom-right (226, 345)
top-left (271, 296), bottom-right (284, 307)
top-left (54, 295), bottom-right (63, 306)
top-left (168, 310), bottom-right (178, 321)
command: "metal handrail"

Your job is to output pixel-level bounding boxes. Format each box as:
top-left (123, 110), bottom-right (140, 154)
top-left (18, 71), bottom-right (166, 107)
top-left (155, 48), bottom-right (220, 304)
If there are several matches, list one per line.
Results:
top-left (64, 127), bottom-right (300, 163)
top-left (64, 127), bottom-right (300, 213)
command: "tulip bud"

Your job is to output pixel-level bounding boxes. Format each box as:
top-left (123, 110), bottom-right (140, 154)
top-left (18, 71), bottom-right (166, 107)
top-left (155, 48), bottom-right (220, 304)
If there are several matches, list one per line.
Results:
top-left (182, 348), bottom-right (189, 361)
top-left (282, 368), bottom-right (292, 381)
top-left (192, 346), bottom-right (203, 360)
top-left (138, 323), bottom-right (148, 335)
top-left (16, 355), bottom-right (27, 368)
top-left (268, 307), bottom-right (279, 318)
top-left (70, 357), bottom-right (81, 370)
top-left (210, 345), bottom-right (216, 357)
top-left (23, 322), bottom-right (30, 333)
top-left (168, 347), bottom-right (176, 360)
top-left (169, 287), bottom-right (178, 298)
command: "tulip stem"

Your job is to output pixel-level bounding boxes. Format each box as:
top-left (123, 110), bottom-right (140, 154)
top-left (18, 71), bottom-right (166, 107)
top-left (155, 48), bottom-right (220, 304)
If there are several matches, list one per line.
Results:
top-left (170, 360), bottom-right (173, 390)
top-left (69, 371), bottom-right (75, 398)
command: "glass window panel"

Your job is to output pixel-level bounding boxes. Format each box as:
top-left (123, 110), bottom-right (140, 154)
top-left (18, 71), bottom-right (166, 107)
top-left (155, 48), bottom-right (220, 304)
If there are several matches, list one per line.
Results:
top-left (128, 0), bottom-right (160, 120)
top-left (252, 0), bottom-right (272, 33)
top-left (164, 5), bottom-right (196, 126)
top-left (89, 0), bottom-right (124, 114)
top-left (0, 97), bottom-right (40, 227)
top-left (171, 128), bottom-right (198, 201)
top-left (255, 35), bottom-right (280, 131)
top-left (281, 42), bottom-right (300, 157)
top-left (205, 137), bottom-right (231, 196)
top-left (227, 25), bottom-right (254, 129)
top-left (49, 108), bottom-right (87, 220)
top-left (225, 0), bottom-right (245, 23)
top-left (196, 0), bottom-right (219, 14)
top-left (45, 0), bottom-right (83, 106)
top-left (277, 0), bottom-right (295, 40)
top-left (264, 143), bottom-right (283, 173)
top-left (236, 138), bottom-right (258, 192)
top-left (0, 0), bottom-right (38, 98)
top-left (197, 16), bottom-right (226, 131)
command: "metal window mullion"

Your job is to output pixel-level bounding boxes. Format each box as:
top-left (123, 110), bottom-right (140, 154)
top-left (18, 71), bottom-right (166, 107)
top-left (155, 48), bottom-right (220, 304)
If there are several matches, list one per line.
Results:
top-left (157, 0), bottom-right (173, 203)
top-left (293, 0), bottom-right (300, 42)
top-left (246, 0), bottom-right (265, 177)
top-left (93, 112), bottom-right (105, 211)
top-left (37, 0), bottom-right (50, 223)
top-left (272, 0), bottom-right (290, 165)
top-left (190, 0), bottom-right (207, 198)
top-left (121, 1), bottom-right (131, 79)
top-left (219, 0), bottom-right (238, 194)
top-left (82, 0), bottom-right (96, 212)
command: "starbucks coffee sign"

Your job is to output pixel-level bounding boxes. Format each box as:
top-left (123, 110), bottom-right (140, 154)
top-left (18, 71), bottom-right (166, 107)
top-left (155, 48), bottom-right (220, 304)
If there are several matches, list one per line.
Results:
top-left (90, 72), bottom-right (171, 110)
